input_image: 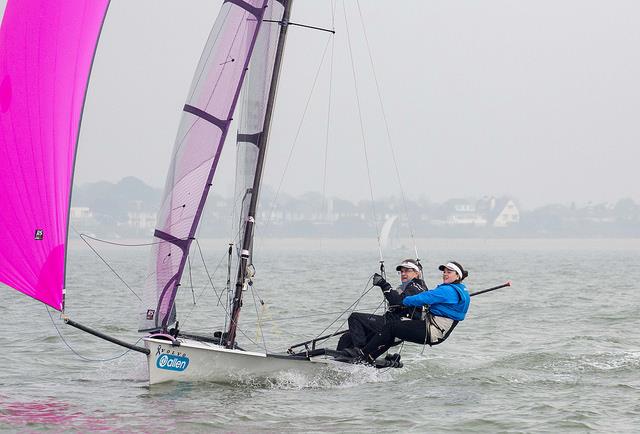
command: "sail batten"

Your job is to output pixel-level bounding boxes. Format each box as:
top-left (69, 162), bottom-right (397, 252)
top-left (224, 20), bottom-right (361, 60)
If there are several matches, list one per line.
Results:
top-left (0, 0), bottom-right (110, 310)
top-left (225, 0), bottom-right (265, 17)
top-left (139, 0), bottom-right (269, 332)
top-left (183, 104), bottom-right (230, 129)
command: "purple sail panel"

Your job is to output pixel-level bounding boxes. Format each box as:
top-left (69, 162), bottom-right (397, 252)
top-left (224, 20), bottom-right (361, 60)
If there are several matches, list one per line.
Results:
top-left (0, 0), bottom-right (109, 310)
top-left (234, 0), bottom-right (284, 259)
top-left (139, 0), bottom-right (267, 332)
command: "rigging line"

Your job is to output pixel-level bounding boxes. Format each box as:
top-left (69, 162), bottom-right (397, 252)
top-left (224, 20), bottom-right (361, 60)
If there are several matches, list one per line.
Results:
top-left (178, 241), bottom-right (229, 328)
top-left (279, 330), bottom-right (316, 340)
top-left (225, 226), bottom-right (242, 329)
top-left (229, 166), bottom-right (238, 248)
top-left (74, 229), bottom-right (141, 301)
top-left (250, 284), bottom-right (268, 354)
top-left (229, 72), bottom-right (253, 247)
top-left (320, 25), bottom-right (335, 233)
top-left (248, 280), bottom-right (265, 304)
top-left (183, 238), bottom-right (264, 334)
top-left (220, 210), bottom-right (246, 327)
top-left (341, 0), bottom-right (383, 261)
top-left (187, 254), bottom-right (196, 305)
top-left (327, 297), bottom-right (385, 348)
top-left (263, 20), bottom-right (335, 34)
top-left (226, 313), bottom-right (261, 349)
top-left (47, 307), bottom-right (141, 362)
top-left (192, 239), bottom-right (228, 306)
top-left (330, 0), bottom-right (336, 29)
top-left (312, 275), bottom-right (376, 341)
top-left (264, 33), bottom-right (333, 231)
top-left (316, 0), bottom-right (337, 234)
top-left (258, 305), bottom-right (386, 323)
top-left (224, 243), bottom-right (232, 332)
top-left (78, 233), bottom-right (165, 247)
top-left (355, 0), bottom-right (420, 259)
top-left (225, 184), bottom-right (251, 273)
top-left (180, 242), bottom-right (259, 348)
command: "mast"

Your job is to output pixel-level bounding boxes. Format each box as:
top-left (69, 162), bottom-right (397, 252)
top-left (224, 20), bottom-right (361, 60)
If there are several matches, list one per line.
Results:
top-left (226, 0), bottom-right (294, 348)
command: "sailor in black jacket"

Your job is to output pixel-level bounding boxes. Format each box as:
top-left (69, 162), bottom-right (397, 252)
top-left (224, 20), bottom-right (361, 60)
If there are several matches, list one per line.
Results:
top-left (337, 259), bottom-right (427, 354)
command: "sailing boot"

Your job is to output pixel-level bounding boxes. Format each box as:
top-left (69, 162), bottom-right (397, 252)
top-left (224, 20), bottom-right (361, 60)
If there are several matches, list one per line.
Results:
top-left (375, 355), bottom-right (403, 369)
top-left (384, 353), bottom-right (401, 364)
top-left (344, 348), bottom-right (375, 365)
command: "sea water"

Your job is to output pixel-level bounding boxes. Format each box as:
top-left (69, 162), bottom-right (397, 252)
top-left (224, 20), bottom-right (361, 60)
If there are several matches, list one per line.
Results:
top-left (1, 238), bottom-right (639, 432)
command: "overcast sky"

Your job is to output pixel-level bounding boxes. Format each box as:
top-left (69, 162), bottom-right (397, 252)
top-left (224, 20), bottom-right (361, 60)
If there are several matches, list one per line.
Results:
top-left (2, 0), bottom-right (639, 208)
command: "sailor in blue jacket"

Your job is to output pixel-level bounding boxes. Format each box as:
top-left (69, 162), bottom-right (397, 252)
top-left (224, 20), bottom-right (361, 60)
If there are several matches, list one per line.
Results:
top-left (360, 261), bottom-right (471, 363)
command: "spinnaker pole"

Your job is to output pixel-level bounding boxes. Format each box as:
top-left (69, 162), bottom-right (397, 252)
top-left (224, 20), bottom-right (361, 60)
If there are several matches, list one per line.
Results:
top-left (227, 0), bottom-right (294, 348)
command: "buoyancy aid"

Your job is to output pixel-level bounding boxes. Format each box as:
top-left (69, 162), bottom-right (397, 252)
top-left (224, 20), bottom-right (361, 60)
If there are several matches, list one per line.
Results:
top-left (424, 312), bottom-right (458, 345)
top-left (424, 283), bottom-right (467, 345)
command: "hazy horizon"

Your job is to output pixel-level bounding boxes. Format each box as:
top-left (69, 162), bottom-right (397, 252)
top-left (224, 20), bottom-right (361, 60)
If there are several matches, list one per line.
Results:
top-left (2, 0), bottom-right (639, 209)
top-left (74, 174), bottom-right (637, 211)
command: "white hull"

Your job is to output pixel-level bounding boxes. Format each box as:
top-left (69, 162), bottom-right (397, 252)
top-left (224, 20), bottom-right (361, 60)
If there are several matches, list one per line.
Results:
top-left (144, 337), bottom-right (333, 385)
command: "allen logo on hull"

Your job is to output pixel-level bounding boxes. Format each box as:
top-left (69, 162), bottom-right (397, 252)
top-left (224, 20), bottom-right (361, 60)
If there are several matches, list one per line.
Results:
top-left (156, 354), bottom-right (190, 372)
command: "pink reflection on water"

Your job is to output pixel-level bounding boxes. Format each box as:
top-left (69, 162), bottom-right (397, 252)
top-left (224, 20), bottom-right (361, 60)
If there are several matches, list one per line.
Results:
top-left (0, 399), bottom-right (111, 431)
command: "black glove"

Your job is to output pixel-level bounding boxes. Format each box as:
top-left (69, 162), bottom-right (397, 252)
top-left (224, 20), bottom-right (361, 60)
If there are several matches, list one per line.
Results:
top-left (372, 273), bottom-right (392, 291)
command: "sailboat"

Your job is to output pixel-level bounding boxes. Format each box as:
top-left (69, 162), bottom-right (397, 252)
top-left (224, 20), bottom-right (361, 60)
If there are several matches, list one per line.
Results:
top-left (0, 0), bottom-right (404, 385)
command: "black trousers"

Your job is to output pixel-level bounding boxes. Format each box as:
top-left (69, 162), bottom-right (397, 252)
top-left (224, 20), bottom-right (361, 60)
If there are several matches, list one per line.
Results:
top-left (362, 319), bottom-right (426, 359)
top-left (336, 312), bottom-right (387, 350)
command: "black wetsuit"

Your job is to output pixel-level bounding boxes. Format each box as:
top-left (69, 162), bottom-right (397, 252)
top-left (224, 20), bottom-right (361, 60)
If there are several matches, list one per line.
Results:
top-left (337, 278), bottom-right (427, 351)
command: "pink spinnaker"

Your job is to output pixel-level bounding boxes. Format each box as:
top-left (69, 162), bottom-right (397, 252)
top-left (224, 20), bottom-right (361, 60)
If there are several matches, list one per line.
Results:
top-left (0, 0), bottom-right (110, 310)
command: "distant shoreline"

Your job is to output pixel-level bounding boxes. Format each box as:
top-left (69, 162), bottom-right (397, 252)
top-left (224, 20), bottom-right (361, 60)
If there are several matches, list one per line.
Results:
top-left (67, 237), bottom-right (640, 251)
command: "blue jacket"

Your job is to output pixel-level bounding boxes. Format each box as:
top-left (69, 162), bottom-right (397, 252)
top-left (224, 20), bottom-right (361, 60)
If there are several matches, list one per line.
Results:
top-left (402, 283), bottom-right (470, 321)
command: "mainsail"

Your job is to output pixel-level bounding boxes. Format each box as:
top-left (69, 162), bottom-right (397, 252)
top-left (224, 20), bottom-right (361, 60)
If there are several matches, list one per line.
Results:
top-left (139, 0), bottom-right (269, 332)
top-left (234, 0), bottom-right (285, 262)
top-left (0, 0), bottom-right (110, 310)
top-left (227, 0), bottom-right (292, 347)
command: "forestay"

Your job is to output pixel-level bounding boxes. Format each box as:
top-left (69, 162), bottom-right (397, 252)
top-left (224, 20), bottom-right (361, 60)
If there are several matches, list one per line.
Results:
top-left (139, 0), bottom-right (269, 332)
top-left (0, 0), bottom-right (110, 310)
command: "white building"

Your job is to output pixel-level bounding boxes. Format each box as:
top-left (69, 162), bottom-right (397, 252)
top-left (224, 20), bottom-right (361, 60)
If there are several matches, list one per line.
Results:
top-left (70, 206), bottom-right (92, 219)
top-left (127, 211), bottom-right (157, 231)
top-left (490, 199), bottom-right (520, 227)
top-left (444, 199), bottom-right (488, 226)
